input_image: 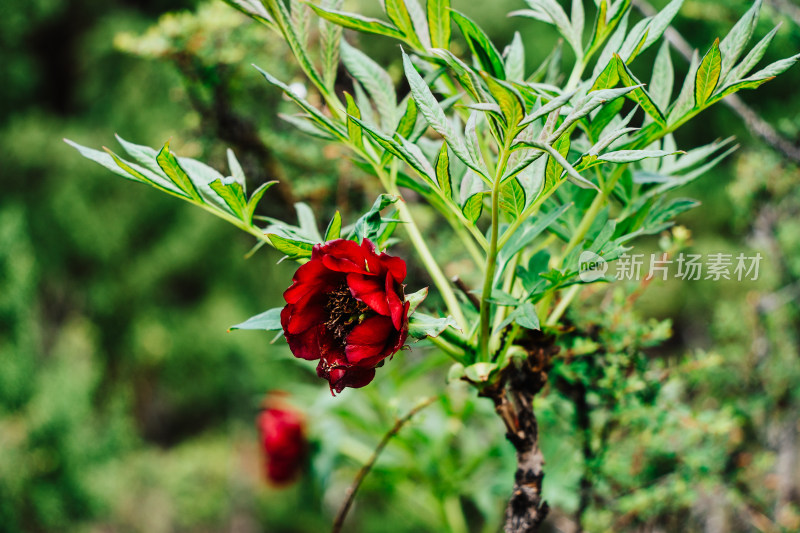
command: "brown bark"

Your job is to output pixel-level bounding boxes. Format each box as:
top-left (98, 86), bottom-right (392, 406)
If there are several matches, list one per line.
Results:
top-left (482, 332), bottom-right (559, 533)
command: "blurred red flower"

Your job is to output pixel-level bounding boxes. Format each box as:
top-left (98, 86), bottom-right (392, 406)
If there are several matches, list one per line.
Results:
top-left (257, 399), bottom-right (306, 485)
top-left (280, 239), bottom-right (409, 394)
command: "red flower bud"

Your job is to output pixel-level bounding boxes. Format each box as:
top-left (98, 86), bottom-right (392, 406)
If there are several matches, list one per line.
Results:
top-left (281, 239), bottom-right (410, 394)
top-left (257, 400), bottom-right (306, 485)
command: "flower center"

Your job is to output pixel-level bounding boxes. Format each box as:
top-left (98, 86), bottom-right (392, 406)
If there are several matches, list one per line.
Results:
top-left (324, 282), bottom-right (370, 341)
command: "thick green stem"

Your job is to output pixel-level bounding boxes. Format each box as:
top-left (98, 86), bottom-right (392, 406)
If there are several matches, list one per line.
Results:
top-left (478, 185), bottom-right (501, 361)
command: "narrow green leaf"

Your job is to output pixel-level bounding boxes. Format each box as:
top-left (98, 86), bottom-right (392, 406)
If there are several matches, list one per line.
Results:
top-left (462, 192), bottom-right (485, 223)
top-left (246, 181), bottom-right (277, 223)
top-left (504, 31), bottom-right (526, 82)
top-left (615, 55), bottom-right (666, 126)
top-left (482, 73), bottom-right (524, 129)
top-left (262, 0), bottom-right (324, 89)
top-left (341, 40), bottom-right (397, 132)
top-left (295, 202), bottom-right (322, 242)
top-left (324, 210), bottom-right (342, 241)
top-left (307, 4), bottom-right (405, 40)
top-left (668, 50), bottom-right (700, 123)
top-left (497, 301), bottom-right (540, 331)
top-left (719, 0), bottom-right (762, 80)
top-left (352, 194), bottom-right (400, 242)
top-left (396, 97), bottom-right (418, 138)
top-left (545, 132), bottom-right (571, 190)
top-left (319, 0), bottom-right (344, 90)
top-left (385, 0), bottom-right (423, 48)
top-left (643, 0), bottom-right (684, 50)
top-left (725, 23), bottom-right (779, 85)
top-left (427, 0), bottom-right (451, 49)
top-left (695, 38), bottom-right (721, 107)
top-left (156, 141), bottom-right (203, 202)
top-left (650, 40), bottom-right (674, 111)
top-left (450, 10), bottom-right (506, 79)
top-left (267, 234), bottom-right (314, 259)
top-left (591, 57), bottom-right (620, 91)
top-left (228, 308), bottom-right (283, 332)
top-left (406, 287), bottom-right (429, 315)
top-left (435, 142), bottom-right (453, 199)
top-left (344, 91), bottom-right (364, 150)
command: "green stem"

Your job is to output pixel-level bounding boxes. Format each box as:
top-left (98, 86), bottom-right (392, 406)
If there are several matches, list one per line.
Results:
top-left (428, 334), bottom-right (469, 366)
top-left (478, 184), bottom-right (501, 361)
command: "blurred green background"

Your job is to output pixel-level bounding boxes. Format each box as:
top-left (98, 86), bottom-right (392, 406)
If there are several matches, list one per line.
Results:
top-left (1, 0), bottom-right (799, 531)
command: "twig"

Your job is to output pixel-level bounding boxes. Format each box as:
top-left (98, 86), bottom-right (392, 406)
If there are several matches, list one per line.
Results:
top-left (451, 276), bottom-right (482, 310)
top-left (331, 396), bottom-right (438, 533)
top-left (632, 0), bottom-right (800, 163)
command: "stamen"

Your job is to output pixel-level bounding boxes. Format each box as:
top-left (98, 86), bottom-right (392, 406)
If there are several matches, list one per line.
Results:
top-left (324, 282), bottom-right (370, 341)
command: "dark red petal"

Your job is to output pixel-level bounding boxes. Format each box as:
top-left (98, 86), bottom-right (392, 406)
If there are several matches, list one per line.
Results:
top-left (283, 318), bottom-right (323, 361)
top-left (345, 316), bottom-right (394, 364)
top-left (283, 258), bottom-right (332, 304)
top-left (319, 239), bottom-right (369, 274)
top-left (285, 296), bottom-right (327, 335)
top-left (379, 253), bottom-right (407, 282)
top-left (347, 273), bottom-right (390, 316)
top-left (385, 276), bottom-right (405, 330)
top-left (361, 239), bottom-right (383, 274)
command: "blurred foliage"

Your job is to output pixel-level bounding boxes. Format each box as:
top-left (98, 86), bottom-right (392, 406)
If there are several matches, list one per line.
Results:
top-left (1, 0), bottom-right (800, 532)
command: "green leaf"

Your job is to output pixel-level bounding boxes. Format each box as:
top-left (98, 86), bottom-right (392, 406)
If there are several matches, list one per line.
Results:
top-left (642, 0), bottom-right (683, 50)
top-left (385, 0), bottom-right (423, 48)
top-left (545, 132), bottom-right (571, 190)
top-left (515, 0), bottom-right (581, 56)
top-left (497, 301), bottom-right (540, 331)
top-left (725, 24), bottom-right (779, 84)
top-left (519, 90), bottom-right (577, 127)
top-left (615, 55), bottom-right (666, 126)
top-left (324, 211), bottom-right (342, 241)
top-left (482, 74), bottom-right (525, 129)
top-left (295, 202), bottom-right (322, 242)
top-left (262, 0), bottom-right (324, 89)
top-left (267, 234), bottom-right (314, 259)
top-left (228, 308), bottom-right (283, 332)
top-left (462, 192), bottom-right (485, 224)
top-left (427, 0), bottom-right (451, 49)
top-left (650, 40), bottom-right (674, 111)
top-left (464, 362), bottom-right (498, 383)
top-left (319, 0), bottom-right (344, 90)
top-left (450, 10), bottom-right (506, 79)
top-left (222, 0), bottom-right (274, 26)
top-left (156, 141), bottom-right (203, 202)
top-left (210, 178), bottom-right (247, 220)
top-left (499, 178), bottom-right (526, 217)
top-left (719, 0), bottom-right (762, 81)
top-left (408, 313), bottom-right (460, 339)
top-left (396, 97), bottom-right (418, 139)
top-left (344, 92), bottom-right (364, 149)
top-left (668, 50), bottom-right (699, 123)
top-left (341, 41), bottom-right (397, 132)
top-left (597, 149), bottom-right (680, 163)
top-left (352, 194), bottom-right (400, 242)
top-left (505, 31), bottom-right (526, 82)
top-left (245, 181), bottom-right (277, 223)
top-left (254, 66), bottom-right (347, 140)
top-left (695, 38), bottom-right (721, 107)
top-left (307, 4), bottom-right (405, 40)
top-left (435, 142), bottom-right (453, 199)
top-left (591, 58), bottom-right (620, 91)
top-left (405, 287), bottom-right (428, 315)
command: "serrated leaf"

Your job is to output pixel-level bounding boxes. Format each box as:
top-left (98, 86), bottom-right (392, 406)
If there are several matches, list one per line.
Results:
top-left (325, 210), bottom-right (342, 241)
top-left (427, 0), bottom-right (451, 49)
top-left (499, 178), bottom-right (526, 217)
top-left (462, 192), bottom-right (485, 223)
top-left (435, 142), bottom-right (453, 199)
top-left (341, 41), bottom-right (397, 132)
top-left (308, 4), bottom-right (405, 39)
top-left (267, 234), bottom-right (314, 259)
top-left (450, 10), bottom-right (506, 79)
top-left (228, 308), bottom-right (283, 332)
top-left (545, 132), bottom-right (571, 189)
top-left (408, 313), bottom-right (460, 339)
top-left (695, 38), bottom-right (721, 108)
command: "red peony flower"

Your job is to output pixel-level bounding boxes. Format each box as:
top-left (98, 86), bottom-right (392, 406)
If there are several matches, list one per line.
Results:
top-left (257, 399), bottom-right (306, 485)
top-left (280, 238), bottom-right (410, 394)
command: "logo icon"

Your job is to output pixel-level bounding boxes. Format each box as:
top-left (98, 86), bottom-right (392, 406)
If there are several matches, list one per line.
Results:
top-left (578, 251), bottom-right (609, 282)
